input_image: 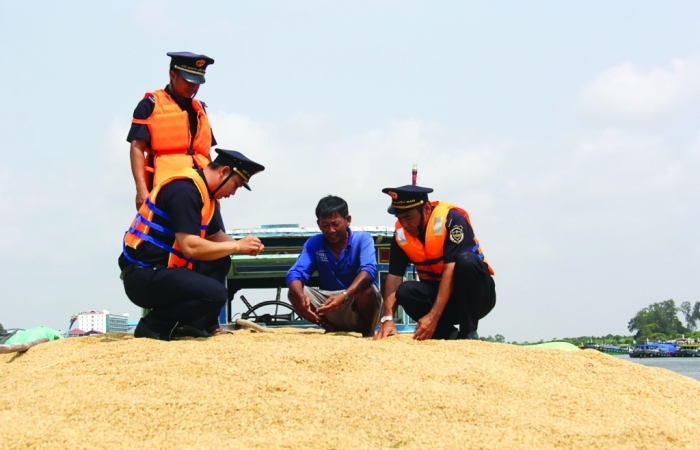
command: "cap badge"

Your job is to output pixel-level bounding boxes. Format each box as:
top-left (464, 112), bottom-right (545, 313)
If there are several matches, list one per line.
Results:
top-left (387, 191), bottom-right (398, 199)
top-left (196, 59), bottom-right (206, 68)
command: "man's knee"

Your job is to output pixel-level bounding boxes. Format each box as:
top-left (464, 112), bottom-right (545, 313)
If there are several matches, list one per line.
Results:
top-left (455, 252), bottom-right (488, 277)
top-left (354, 284), bottom-right (377, 301)
top-left (354, 285), bottom-right (381, 309)
top-left (395, 281), bottom-right (421, 305)
top-left (203, 282), bottom-right (228, 307)
top-left (212, 257), bottom-right (232, 281)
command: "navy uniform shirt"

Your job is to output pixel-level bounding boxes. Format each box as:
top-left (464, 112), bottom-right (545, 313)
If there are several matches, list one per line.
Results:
top-left (126, 85), bottom-right (217, 147)
top-left (119, 170), bottom-right (225, 270)
top-left (388, 207), bottom-right (477, 285)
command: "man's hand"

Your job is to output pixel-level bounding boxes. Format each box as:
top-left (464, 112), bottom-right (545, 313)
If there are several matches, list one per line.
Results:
top-left (316, 293), bottom-right (345, 315)
top-left (290, 293), bottom-right (338, 331)
top-left (413, 312), bottom-right (439, 341)
top-left (235, 234), bottom-right (264, 256)
top-left (296, 293), bottom-right (321, 323)
top-left (373, 320), bottom-right (398, 340)
top-left (135, 186), bottom-right (149, 211)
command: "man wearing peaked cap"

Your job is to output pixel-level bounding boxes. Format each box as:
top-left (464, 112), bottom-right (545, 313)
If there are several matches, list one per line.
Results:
top-left (212, 149), bottom-right (265, 191)
top-left (118, 150), bottom-right (265, 341)
top-left (127, 51), bottom-right (218, 211)
top-left (374, 185), bottom-right (496, 341)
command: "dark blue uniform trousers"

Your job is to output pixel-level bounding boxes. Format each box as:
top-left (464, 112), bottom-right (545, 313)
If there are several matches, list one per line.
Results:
top-left (123, 256), bottom-right (231, 335)
top-left (396, 252), bottom-right (496, 339)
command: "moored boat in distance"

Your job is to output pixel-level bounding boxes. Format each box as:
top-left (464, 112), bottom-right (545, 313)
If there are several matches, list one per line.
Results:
top-left (675, 344), bottom-right (700, 357)
top-left (580, 343), bottom-right (629, 355)
top-left (629, 343), bottom-right (676, 358)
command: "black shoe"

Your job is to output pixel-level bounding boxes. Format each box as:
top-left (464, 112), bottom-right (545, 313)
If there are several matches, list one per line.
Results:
top-left (457, 329), bottom-right (479, 340)
top-left (446, 329), bottom-right (460, 340)
top-left (467, 330), bottom-right (479, 340)
top-left (133, 319), bottom-right (170, 341)
top-left (171, 325), bottom-right (211, 339)
top-left (433, 326), bottom-right (459, 340)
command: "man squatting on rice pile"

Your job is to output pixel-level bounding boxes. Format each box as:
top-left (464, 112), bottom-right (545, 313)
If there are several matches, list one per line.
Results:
top-left (285, 196), bottom-right (383, 338)
top-left (119, 150), bottom-right (265, 340)
top-left (374, 185), bottom-right (496, 341)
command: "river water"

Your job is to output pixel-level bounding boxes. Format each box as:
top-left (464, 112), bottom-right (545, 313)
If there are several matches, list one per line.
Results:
top-left (612, 354), bottom-right (700, 382)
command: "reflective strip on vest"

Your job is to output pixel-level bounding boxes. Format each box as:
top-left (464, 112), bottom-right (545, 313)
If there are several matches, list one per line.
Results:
top-left (433, 216), bottom-right (443, 236)
top-left (396, 227), bottom-right (407, 246)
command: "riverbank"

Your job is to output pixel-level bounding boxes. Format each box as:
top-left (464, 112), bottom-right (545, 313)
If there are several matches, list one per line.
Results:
top-left (2, 329), bottom-right (699, 449)
top-left (614, 353), bottom-right (700, 382)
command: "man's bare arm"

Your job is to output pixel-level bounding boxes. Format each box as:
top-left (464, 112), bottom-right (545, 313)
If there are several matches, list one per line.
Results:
top-left (206, 230), bottom-right (236, 243)
top-left (287, 280), bottom-right (322, 324)
top-left (373, 274), bottom-right (403, 340)
top-left (176, 232), bottom-right (263, 261)
top-left (344, 270), bottom-right (371, 298)
top-left (413, 262), bottom-right (455, 340)
top-left (130, 139), bottom-right (150, 210)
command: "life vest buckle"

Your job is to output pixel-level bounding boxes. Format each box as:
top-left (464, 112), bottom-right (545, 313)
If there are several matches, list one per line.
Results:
top-left (186, 148), bottom-right (195, 155)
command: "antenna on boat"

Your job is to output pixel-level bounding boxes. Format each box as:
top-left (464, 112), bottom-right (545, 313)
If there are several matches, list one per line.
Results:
top-left (412, 164), bottom-right (417, 186)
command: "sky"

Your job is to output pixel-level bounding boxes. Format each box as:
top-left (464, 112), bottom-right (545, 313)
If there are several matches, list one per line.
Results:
top-left (1, 1), bottom-right (699, 342)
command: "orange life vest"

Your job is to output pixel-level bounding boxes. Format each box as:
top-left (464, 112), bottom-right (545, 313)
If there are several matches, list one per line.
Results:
top-left (123, 169), bottom-right (216, 269)
top-left (132, 89), bottom-right (213, 189)
top-left (394, 201), bottom-right (495, 282)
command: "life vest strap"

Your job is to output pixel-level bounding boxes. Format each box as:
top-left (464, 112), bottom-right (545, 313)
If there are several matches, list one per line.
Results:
top-left (121, 234), bottom-right (151, 267)
top-left (151, 147), bottom-right (206, 156)
top-left (472, 243), bottom-right (485, 260)
top-left (415, 267), bottom-right (441, 280)
top-left (146, 198), bottom-right (171, 220)
top-left (127, 227), bottom-right (194, 264)
top-left (414, 256), bottom-right (444, 266)
top-left (133, 214), bottom-right (174, 237)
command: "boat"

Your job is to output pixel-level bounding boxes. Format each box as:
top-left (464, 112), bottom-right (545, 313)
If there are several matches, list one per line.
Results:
top-left (581, 343), bottom-right (629, 355)
top-left (629, 343), bottom-right (675, 358)
top-left (675, 344), bottom-right (700, 357)
top-left (223, 224), bottom-right (417, 333)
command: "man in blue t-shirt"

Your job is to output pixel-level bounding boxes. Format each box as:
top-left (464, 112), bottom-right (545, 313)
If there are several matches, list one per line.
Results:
top-left (286, 196), bottom-right (382, 337)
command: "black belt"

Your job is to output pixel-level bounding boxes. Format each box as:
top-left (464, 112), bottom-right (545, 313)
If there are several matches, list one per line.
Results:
top-left (119, 264), bottom-right (149, 281)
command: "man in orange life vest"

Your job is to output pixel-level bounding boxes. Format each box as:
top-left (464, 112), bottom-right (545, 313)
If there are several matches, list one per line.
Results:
top-left (119, 149), bottom-right (264, 340)
top-left (127, 52), bottom-right (217, 210)
top-left (373, 185), bottom-right (496, 341)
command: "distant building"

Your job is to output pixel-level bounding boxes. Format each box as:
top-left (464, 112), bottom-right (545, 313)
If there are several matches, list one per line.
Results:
top-left (67, 328), bottom-right (103, 337)
top-left (74, 310), bottom-right (129, 334)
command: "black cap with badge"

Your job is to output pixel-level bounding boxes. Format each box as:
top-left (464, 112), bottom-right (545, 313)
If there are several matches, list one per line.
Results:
top-left (167, 51), bottom-right (215, 84)
top-left (213, 149), bottom-right (265, 191)
top-left (381, 185), bottom-right (433, 214)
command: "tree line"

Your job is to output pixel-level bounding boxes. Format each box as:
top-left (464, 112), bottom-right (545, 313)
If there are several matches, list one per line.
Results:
top-left (627, 299), bottom-right (700, 342)
top-left (485, 299), bottom-right (700, 346)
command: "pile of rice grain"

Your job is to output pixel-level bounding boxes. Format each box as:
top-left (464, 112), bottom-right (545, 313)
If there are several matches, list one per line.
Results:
top-left (1, 329), bottom-right (699, 449)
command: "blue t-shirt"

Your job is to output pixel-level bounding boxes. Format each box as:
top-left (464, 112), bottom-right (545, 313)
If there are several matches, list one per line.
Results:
top-left (286, 229), bottom-right (378, 291)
